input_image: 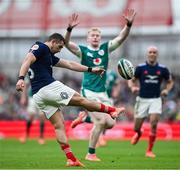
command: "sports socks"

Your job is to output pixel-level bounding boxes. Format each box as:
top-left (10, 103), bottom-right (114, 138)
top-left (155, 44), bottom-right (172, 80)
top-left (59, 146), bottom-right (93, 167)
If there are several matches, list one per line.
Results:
top-left (85, 116), bottom-right (92, 123)
top-left (40, 121), bottom-right (44, 138)
top-left (100, 104), bottom-right (116, 113)
top-left (147, 132), bottom-right (156, 152)
top-left (137, 130), bottom-right (142, 137)
top-left (26, 120), bottom-right (32, 137)
top-left (88, 147), bottom-right (95, 154)
top-left (61, 144), bottom-right (76, 161)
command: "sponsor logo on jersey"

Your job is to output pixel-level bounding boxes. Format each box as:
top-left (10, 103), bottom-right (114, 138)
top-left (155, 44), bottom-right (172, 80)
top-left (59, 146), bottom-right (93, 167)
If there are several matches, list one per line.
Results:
top-left (145, 75), bottom-right (158, 83)
top-left (98, 50), bottom-right (104, 56)
top-left (87, 52), bottom-right (93, 58)
top-left (93, 58), bottom-right (102, 65)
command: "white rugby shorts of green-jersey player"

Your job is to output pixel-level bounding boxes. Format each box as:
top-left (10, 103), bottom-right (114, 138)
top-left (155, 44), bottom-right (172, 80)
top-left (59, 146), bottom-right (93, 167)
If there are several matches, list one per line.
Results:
top-left (81, 88), bottom-right (114, 123)
top-left (33, 81), bottom-right (75, 119)
top-left (134, 96), bottom-right (162, 118)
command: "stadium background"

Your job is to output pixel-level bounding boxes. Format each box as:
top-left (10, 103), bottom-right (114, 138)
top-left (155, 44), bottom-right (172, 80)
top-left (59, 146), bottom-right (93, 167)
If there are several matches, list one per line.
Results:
top-left (0, 0), bottom-right (180, 140)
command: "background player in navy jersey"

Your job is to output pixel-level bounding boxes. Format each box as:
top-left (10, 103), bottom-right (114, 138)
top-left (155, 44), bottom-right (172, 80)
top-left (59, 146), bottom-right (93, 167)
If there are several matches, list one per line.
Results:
top-left (128, 46), bottom-right (174, 158)
top-left (65, 11), bottom-right (136, 161)
top-left (16, 33), bottom-right (125, 167)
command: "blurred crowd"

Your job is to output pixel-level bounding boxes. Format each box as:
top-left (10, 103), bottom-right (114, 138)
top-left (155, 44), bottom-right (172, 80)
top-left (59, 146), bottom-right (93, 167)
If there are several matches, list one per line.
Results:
top-left (0, 72), bottom-right (180, 122)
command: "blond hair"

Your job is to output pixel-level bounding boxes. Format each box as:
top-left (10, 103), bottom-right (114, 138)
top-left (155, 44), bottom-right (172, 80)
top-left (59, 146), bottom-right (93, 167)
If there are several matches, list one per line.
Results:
top-left (87, 27), bottom-right (101, 34)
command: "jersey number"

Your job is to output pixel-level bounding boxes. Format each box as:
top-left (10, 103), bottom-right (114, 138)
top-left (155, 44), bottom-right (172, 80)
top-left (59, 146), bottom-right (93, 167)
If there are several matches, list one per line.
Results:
top-left (28, 68), bottom-right (34, 79)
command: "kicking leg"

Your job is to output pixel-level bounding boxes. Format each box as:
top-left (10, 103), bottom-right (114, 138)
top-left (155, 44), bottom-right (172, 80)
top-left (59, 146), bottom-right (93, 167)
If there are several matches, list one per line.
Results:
top-left (69, 93), bottom-right (125, 118)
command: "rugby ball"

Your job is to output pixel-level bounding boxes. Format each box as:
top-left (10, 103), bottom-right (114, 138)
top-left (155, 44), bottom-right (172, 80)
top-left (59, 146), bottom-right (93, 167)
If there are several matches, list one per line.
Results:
top-left (117, 58), bottom-right (134, 80)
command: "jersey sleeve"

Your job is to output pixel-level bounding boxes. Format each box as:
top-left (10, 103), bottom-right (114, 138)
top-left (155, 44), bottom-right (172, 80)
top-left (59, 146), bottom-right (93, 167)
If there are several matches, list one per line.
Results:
top-left (134, 66), bottom-right (141, 78)
top-left (163, 67), bottom-right (170, 80)
top-left (79, 45), bottom-right (84, 53)
top-left (79, 45), bottom-right (85, 64)
top-left (52, 55), bottom-right (60, 66)
top-left (29, 44), bottom-right (45, 59)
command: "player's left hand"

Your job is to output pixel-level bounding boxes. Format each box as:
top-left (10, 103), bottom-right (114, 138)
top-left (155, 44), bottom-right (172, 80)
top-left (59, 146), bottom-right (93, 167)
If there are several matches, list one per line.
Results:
top-left (161, 89), bottom-right (169, 97)
top-left (68, 13), bottom-right (79, 29)
top-left (123, 9), bottom-right (136, 25)
top-left (92, 67), bottom-right (105, 77)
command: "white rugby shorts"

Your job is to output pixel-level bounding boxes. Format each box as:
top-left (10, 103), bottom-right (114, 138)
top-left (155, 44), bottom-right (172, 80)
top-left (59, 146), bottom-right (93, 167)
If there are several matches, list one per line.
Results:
top-left (81, 88), bottom-right (113, 105)
top-left (27, 97), bottom-right (42, 115)
top-left (33, 81), bottom-right (75, 119)
top-left (81, 89), bottom-right (115, 123)
top-left (134, 96), bottom-right (162, 118)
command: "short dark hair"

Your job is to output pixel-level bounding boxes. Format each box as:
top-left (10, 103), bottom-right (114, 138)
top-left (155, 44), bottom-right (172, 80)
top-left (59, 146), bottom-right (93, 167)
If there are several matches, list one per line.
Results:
top-left (48, 33), bottom-right (65, 43)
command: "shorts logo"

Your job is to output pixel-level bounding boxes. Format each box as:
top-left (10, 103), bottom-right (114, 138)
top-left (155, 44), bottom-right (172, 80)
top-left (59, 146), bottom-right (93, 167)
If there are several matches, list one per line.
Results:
top-left (60, 92), bottom-right (69, 99)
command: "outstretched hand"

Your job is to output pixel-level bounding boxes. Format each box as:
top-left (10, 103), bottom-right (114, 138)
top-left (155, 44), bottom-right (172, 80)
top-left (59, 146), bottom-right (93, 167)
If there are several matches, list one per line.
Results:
top-left (68, 13), bottom-right (79, 29)
top-left (123, 9), bottom-right (136, 25)
top-left (91, 67), bottom-right (105, 77)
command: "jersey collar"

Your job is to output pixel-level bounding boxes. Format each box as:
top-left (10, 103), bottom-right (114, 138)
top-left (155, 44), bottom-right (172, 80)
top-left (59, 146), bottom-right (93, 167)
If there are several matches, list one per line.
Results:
top-left (87, 45), bottom-right (100, 51)
top-left (146, 61), bottom-right (158, 67)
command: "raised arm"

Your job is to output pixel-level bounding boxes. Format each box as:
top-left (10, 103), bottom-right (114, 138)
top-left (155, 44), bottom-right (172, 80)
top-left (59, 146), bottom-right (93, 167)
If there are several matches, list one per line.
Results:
top-left (16, 53), bottom-right (36, 92)
top-left (65, 13), bottom-right (82, 58)
top-left (109, 9), bottom-right (136, 53)
top-left (55, 59), bottom-right (104, 76)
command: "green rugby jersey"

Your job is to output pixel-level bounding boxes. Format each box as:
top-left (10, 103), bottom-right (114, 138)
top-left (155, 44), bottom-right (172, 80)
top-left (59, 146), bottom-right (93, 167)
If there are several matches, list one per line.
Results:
top-left (79, 42), bottom-right (109, 92)
top-left (28, 88), bottom-right (33, 97)
top-left (106, 70), bottom-right (118, 97)
top-left (25, 76), bottom-right (33, 97)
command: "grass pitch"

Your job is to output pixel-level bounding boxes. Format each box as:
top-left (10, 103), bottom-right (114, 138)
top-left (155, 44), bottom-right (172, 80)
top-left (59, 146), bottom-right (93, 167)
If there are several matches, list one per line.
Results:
top-left (0, 139), bottom-right (180, 169)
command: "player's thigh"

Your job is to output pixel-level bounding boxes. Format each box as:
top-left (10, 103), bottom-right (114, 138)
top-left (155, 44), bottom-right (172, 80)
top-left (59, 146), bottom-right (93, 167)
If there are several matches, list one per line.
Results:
top-left (83, 89), bottom-right (114, 124)
top-left (89, 112), bottom-right (107, 125)
top-left (149, 114), bottom-right (160, 124)
top-left (68, 92), bottom-right (86, 106)
top-left (134, 117), bottom-right (145, 130)
top-left (49, 109), bottom-right (65, 129)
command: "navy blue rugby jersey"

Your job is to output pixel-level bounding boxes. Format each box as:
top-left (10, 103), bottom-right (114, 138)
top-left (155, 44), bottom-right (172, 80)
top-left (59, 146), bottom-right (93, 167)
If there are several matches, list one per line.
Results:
top-left (28, 41), bottom-right (60, 95)
top-left (134, 62), bottom-right (170, 98)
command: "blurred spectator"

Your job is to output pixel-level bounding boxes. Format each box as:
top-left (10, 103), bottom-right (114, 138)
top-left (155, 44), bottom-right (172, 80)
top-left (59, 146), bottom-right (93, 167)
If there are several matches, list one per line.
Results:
top-left (0, 71), bottom-right (180, 122)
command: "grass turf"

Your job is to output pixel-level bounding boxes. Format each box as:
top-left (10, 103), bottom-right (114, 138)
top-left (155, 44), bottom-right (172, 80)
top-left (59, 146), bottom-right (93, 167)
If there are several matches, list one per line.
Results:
top-left (0, 139), bottom-right (180, 169)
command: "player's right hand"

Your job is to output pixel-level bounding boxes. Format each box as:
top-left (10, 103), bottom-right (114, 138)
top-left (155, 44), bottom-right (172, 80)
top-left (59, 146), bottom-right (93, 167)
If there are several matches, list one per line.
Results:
top-left (16, 80), bottom-right (25, 92)
top-left (123, 9), bottom-right (136, 25)
top-left (92, 67), bottom-right (105, 77)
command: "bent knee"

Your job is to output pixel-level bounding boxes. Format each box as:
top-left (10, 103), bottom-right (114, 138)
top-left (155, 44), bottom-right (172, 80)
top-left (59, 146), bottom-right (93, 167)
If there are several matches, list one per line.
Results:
top-left (105, 118), bottom-right (115, 129)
